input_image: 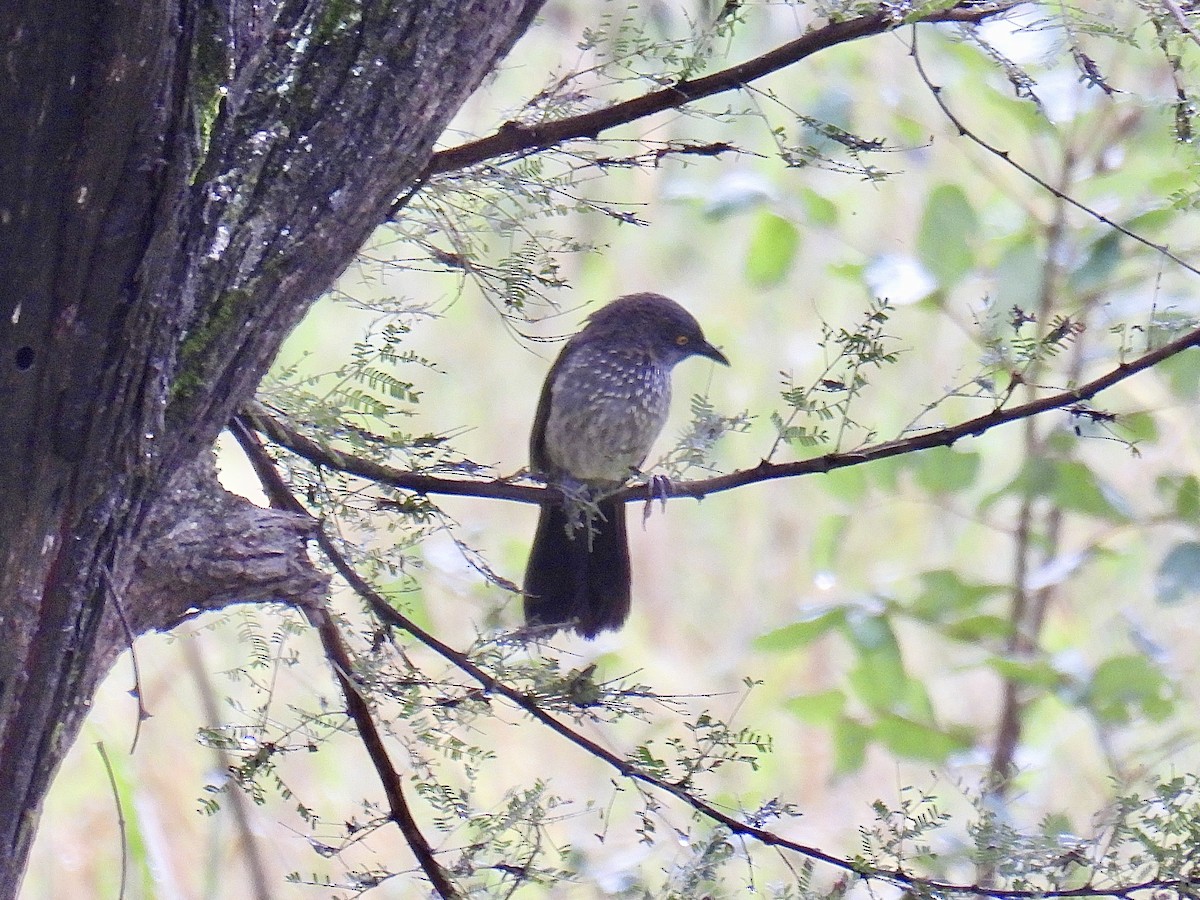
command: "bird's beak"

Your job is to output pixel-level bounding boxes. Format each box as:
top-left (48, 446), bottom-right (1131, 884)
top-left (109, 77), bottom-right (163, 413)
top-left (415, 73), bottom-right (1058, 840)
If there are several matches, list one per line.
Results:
top-left (697, 340), bottom-right (730, 366)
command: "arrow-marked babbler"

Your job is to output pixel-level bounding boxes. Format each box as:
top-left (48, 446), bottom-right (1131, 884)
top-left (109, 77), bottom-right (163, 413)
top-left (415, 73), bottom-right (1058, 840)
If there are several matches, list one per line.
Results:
top-left (523, 293), bottom-right (729, 637)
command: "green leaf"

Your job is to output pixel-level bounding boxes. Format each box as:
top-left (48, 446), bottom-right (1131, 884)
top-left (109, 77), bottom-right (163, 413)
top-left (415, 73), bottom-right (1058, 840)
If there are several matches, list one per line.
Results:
top-left (844, 615), bottom-right (932, 717)
top-left (1068, 232), bottom-right (1122, 295)
top-left (894, 114), bottom-right (930, 146)
top-left (939, 614), bottom-right (1013, 642)
top-left (847, 646), bottom-right (910, 711)
top-left (917, 184), bottom-right (978, 285)
top-left (986, 656), bottom-right (1065, 689)
top-left (844, 648), bottom-right (916, 720)
top-left (832, 719), bottom-right (869, 775)
top-left (843, 609), bottom-right (897, 653)
top-left (829, 261), bottom-right (866, 284)
top-left (912, 447), bottom-right (981, 493)
top-left (819, 465), bottom-right (869, 503)
top-left (1175, 475), bottom-right (1200, 521)
top-left (1085, 654), bottom-right (1174, 724)
top-left (909, 569), bottom-right (1004, 621)
top-left (744, 212), bottom-right (800, 286)
top-left (1158, 349), bottom-right (1200, 400)
top-left (810, 514), bottom-right (851, 572)
top-left (992, 238), bottom-right (1043, 312)
top-left (972, 69), bottom-right (1056, 138)
top-left (754, 606), bottom-right (845, 652)
top-left (783, 689), bottom-right (847, 724)
top-left (849, 657), bottom-right (902, 710)
top-left (799, 187), bottom-right (838, 226)
top-left (1050, 460), bottom-right (1130, 519)
top-left (1156, 541), bottom-right (1200, 605)
top-left (1125, 207), bottom-right (1176, 234)
top-left (871, 714), bottom-right (973, 761)
top-left (868, 454), bottom-right (906, 491)
top-left (1117, 410), bottom-right (1157, 444)
top-left (986, 458), bottom-right (1130, 522)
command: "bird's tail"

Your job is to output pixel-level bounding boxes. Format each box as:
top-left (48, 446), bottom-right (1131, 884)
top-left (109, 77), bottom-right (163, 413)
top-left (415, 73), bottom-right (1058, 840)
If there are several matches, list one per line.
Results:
top-left (523, 497), bottom-right (631, 637)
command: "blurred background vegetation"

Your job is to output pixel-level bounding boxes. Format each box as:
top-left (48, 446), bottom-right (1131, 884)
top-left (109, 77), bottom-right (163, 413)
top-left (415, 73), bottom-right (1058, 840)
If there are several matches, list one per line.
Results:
top-left (22, 0), bottom-right (1200, 896)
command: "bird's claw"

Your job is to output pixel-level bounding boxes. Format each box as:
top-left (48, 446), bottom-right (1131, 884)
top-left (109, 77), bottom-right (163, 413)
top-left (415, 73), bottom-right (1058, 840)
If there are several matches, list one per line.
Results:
top-left (641, 473), bottom-right (673, 525)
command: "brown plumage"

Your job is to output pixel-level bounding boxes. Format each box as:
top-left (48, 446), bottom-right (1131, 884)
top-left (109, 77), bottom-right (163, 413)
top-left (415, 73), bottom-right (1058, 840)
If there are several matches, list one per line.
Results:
top-left (523, 293), bottom-right (728, 637)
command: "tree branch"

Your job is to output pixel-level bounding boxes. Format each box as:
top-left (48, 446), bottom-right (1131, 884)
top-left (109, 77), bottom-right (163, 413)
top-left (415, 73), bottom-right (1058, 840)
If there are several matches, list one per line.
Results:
top-left (240, 401), bottom-right (545, 504)
top-left (228, 419), bottom-right (459, 899)
top-left (231, 416), bottom-right (1200, 900)
top-left (419, 2), bottom-right (1021, 182)
top-left (120, 453), bottom-right (329, 641)
top-left (243, 323), bottom-right (1200, 507)
top-left (309, 602), bottom-right (459, 899)
top-left (1161, 0), bottom-right (1200, 48)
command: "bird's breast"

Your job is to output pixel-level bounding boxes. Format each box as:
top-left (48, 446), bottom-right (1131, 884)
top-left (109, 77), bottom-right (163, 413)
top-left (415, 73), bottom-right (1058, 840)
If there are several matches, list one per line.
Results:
top-left (543, 346), bottom-right (671, 484)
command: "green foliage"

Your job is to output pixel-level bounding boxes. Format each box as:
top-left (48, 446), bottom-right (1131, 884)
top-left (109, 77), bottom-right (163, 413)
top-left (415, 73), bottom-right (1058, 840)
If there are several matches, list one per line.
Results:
top-left (769, 110), bottom-right (898, 179)
top-left (772, 298), bottom-right (899, 455)
top-left (745, 211), bottom-right (801, 286)
top-left (160, 1), bottom-right (1200, 896)
top-left (918, 184), bottom-right (978, 287)
top-left (911, 447), bottom-right (980, 493)
top-left (986, 458), bottom-right (1132, 522)
top-left (635, 712), bottom-right (773, 788)
top-left (1084, 654), bottom-right (1175, 725)
top-left (1155, 541), bottom-right (1200, 605)
top-left (660, 393), bottom-right (752, 477)
top-left (842, 775), bottom-right (1200, 896)
top-left (759, 597), bottom-right (977, 772)
top-left (577, 2), bottom-right (730, 82)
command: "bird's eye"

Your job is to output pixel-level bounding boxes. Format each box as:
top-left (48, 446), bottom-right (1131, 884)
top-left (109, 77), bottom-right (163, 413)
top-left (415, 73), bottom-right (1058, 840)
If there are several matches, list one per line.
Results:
top-left (675, 334), bottom-right (690, 346)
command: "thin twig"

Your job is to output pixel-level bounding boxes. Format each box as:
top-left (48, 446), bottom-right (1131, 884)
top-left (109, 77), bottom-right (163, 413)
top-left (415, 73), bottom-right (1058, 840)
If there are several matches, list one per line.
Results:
top-left (95, 741), bottom-right (128, 900)
top-left (310, 603), bottom-right (460, 899)
top-left (180, 629), bottom-right (276, 900)
top-left (101, 569), bottom-right (150, 754)
top-left (909, 28), bottom-right (1200, 279)
top-left (986, 150), bottom-right (1075, 811)
top-left (240, 401), bottom-right (544, 504)
top-left (1161, 0), bottom-right (1200, 47)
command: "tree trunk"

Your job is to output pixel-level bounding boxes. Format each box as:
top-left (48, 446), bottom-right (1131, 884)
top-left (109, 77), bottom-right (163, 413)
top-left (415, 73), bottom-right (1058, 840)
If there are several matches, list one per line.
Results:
top-left (0, 0), bottom-right (544, 891)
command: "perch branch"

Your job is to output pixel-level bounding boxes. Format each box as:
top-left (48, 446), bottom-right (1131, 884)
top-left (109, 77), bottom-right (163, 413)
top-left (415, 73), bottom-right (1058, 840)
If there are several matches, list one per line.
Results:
top-left (241, 323), bottom-right (1200, 505)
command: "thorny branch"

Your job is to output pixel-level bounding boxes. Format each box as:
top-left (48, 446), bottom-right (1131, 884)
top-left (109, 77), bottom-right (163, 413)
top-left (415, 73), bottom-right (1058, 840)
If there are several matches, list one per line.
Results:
top-left (1160, 0), bottom-right (1200, 47)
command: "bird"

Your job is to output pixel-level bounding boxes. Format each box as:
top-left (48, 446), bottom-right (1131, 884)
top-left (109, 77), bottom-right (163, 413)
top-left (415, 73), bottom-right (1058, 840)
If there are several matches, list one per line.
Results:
top-left (523, 292), bottom-right (729, 637)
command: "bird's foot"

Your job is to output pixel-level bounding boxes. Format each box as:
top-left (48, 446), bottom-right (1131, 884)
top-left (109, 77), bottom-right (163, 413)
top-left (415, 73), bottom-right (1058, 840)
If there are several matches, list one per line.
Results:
top-left (641, 473), bottom-right (673, 525)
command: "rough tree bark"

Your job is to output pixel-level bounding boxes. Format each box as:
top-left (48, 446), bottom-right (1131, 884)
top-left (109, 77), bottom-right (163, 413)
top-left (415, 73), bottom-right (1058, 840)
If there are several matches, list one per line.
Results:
top-left (0, 0), bottom-right (544, 892)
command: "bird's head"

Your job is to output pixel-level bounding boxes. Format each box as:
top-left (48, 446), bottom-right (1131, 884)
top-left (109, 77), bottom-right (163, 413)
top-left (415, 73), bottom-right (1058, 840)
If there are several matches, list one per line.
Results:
top-left (585, 292), bottom-right (729, 368)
